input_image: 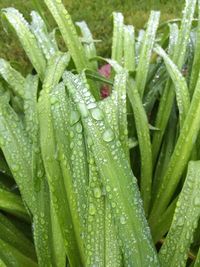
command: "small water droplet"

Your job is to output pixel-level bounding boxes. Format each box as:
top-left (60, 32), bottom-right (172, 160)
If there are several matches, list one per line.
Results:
top-left (102, 129), bottom-right (115, 142)
top-left (106, 185), bottom-right (111, 192)
top-left (91, 108), bottom-right (104, 121)
top-left (50, 96), bottom-right (58, 105)
top-left (194, 196), bottom-right (200, 206)
top-left (93, 187), bottom-right (101, 198)
top-left (87, 102), bottom-right (97, 109)
top-left (12, 164), bottom-right (19, 172)
top-left (76, 123), bottom-right (83, 133)
top-left (78, 103), bottom-right (88, 117)
top-left (70, 111), bottom-right (80, 125)
top-left (120, 215), bottom-right (126, 225)
top-left (87, 136), bottom-right (93, 146)
top-left (89, 204), bottom-right (96, 215)
top-left (177, 217), bottom-right (184, 227)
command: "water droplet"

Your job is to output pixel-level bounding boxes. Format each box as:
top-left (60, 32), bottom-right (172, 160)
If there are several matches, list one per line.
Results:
top-left (87, 102), bottom-right (96, 109)
top-left (76, 123), bottom-right (83, 133)
top-left (12, 164), bottom-right (19, 172)
top-left (50, 96), bottom-right (58, 105)
top-left (194, 196), bottom-right (200, 206)
top-left (91, 108), bottom-right (104, 121)
top-left (70, 131), bottom-right (74, 138)
top-left (87, 136), bottom-right (93, 146)
top-left (177, 217), bottom-right (184, 227)
top-left (70, 111), bottom-right (80, 125)
top-left (102, 129), bottom-right (115, 142)
top-left (120, 215), bottom-right (126, 225)
top-left (111, 202), bottom-right (116, 208)
top-left (89, 204), bottom-right (96, 215)
top-left (106, 185), bottom-right (111, 192)
top-left (93, 187), bottom-right (101, 198)
top-left (78, 103), bottom-right (88, 117)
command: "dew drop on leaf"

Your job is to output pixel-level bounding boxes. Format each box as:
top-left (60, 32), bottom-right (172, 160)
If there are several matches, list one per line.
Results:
top-left (78, 102), bottom-right (89, 117)
top-left (194, 196), bottom-right (200, 207)
top-left (70, 111), bottom-right (80, 125)
top-left (102, 129), bottom-right (115, 142)
top-left (89, 204), bottom-right (96, 215)
top-left (91, 108), bottom-right (104, 121)
top-left (120, 215), bottom-right (126, 225)
top-left (93, 187), bottom-right (102, 198)
top-left (76, 123), bottom-right (83, 133)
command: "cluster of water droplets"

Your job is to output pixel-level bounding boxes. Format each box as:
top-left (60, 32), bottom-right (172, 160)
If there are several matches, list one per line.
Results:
top-left (30, 11), bottom-right (58, 60)
top-left (62, 71), bottom-right (160, 266)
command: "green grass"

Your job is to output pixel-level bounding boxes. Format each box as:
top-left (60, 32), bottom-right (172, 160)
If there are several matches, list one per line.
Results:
top-left (1, 0), bottom-right (200, 266)
top-left (0, 0), bottom-right (184, 74)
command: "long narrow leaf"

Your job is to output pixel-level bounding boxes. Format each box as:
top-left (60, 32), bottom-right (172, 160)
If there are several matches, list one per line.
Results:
top-left (151, 0), bottom-right (197, 165)
top-left (111, 12), bottom-right (124, 64)
top-left (128, 78), bottom-right (153, 214)
top-left (136, 11), bottom-right (160, 98)
top-left (2, 8), bottom-right (46, 80)
top-left (124, 25), bottom-right (135, 72)
top-left (0, 213), bottom-right (35, 260)
top-left (76, 21), bottom-right (98, 70)
top-left (0, 188), bottom-right (29, 221)
top-left (43, 0), bottom-right (89, 71)
top-left (38, 53), bottom-right (82, 266)
top-left (154, 45), bottom-right (190, 128)
top-left (159, 161), bottom-right (200, 267)
top-left (0, 59), bottom-right (25, 99)
top-left (30, 11), bottom-right (58, 60)
top-left (149, 69), bottom-right (200, 230)
top-left (63, 71), bottom-right (159, 267)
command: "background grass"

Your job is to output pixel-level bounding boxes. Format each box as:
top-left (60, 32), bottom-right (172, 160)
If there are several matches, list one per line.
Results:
top-left (0, 0), bottom-right (184, 74)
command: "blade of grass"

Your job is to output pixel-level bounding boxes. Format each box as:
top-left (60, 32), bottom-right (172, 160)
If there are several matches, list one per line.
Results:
top-left (128, 78), bottom-right (153, 215)
top-left (194, 246), bottom-right (200, 267)
top-left (151, 0), bottom-right (197, 166)
top-left (115, 72), bottom-right (129, 157)
top-left (43, 0), bottom-right (89, 72)
top-left (0, 94), bottom-right (35, 214)
top-left (76, 21), bottom-right (98, 70)
top-left (149, 70), bottom-right (200, 232)
top-left (38, 53), bottom-right (82, 266)
top-left (159, 161), bottom-right (200, 267)
top-left (152, 107), bottom-right (177, 199)
top-left (0, 213), bottom-right (35, 260)
top-left (50, 204), bottom-right (66, 267)
top-left (24, 74), bottom-right (66, 267)
top-left (63, 71), bottom-right (159, 266)
top-left (111, 12), bottom-right (124, 64)
top-left (0, 58), bottom-right (25, 99)
top-left (0, 238), bottom-right (37, 267)
top-left (151, 197), bottom-right (177, 243)
top-left (85, 69), bottom-right (113, 85)
top-left (154, 45), bottom-right (190, 128)
top-left (124, 25), bottom-right (135, 72)
top-left (190, 0), bottom-right (200, 96)
top-left (2, 8), bottom-right (46, 80)
top-left (50, 82), bottom-right (87, 263)
top-left (85, 148), bottom-right (122, 266)
top-left (0, 151), bottom-right (12, 178)
top-left (136, 11), bottom-right (160, 98)
top-left (30, 11), bottom-right (58, 60)
top-left (0, 188), bottom-right (29, 221)
top-left (143, 23), bottom-right (178, 115)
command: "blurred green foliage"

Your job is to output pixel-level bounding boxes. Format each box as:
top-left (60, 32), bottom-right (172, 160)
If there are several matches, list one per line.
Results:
top-left (0, 0), bottom-right (184, 74)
